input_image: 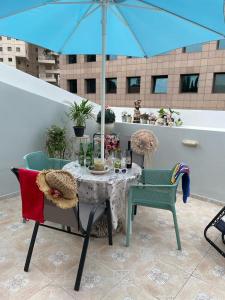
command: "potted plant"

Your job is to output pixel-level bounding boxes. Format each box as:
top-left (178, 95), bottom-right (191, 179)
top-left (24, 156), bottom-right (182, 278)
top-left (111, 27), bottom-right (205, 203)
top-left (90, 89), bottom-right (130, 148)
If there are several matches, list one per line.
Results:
top-left (140, 112), bottom-right (149, 124)
top-left (121, 111), bottom-right (128, 122)
top-left (96, 107), bottom-right (116, 134)
top-left (68, 99), bottom-right (94, 137)
top-left (46, 125), bottom-right (67, 158)
top-left (127, 114), bottom-right (132, 123)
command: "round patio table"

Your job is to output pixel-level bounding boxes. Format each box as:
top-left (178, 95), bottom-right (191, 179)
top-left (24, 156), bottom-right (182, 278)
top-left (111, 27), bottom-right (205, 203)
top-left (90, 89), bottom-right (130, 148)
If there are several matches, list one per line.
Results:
top-left (63, 162), bottom-right (142, 232)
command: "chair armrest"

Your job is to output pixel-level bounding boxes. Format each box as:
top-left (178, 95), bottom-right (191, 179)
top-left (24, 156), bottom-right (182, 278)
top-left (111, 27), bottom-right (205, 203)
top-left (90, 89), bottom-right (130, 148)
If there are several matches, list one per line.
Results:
top-left (129, 184), bottom-right (177, 205)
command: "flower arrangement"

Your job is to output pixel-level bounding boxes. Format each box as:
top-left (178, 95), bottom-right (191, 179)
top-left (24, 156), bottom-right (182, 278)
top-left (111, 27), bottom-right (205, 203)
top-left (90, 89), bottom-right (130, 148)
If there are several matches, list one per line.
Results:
top-left (105, 134), bottom-right (120, 152)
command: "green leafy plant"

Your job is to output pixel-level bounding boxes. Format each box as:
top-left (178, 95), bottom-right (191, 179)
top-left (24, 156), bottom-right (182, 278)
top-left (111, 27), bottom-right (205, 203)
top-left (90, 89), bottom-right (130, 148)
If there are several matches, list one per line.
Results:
top-left (68, 99), bottom-right (94, 127)
top-left (46, 125), bottom-right (67, 158)
top-left (140, 113), bottom-right (149, 120)
top-left (97, 107), bottom-right (116, 124)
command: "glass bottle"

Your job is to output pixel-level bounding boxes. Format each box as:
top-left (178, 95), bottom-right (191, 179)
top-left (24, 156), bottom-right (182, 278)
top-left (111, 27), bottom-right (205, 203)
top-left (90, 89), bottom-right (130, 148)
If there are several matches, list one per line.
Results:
top-left (78, 143), bottom-right (84, 166)
top-left (86, 143), bottom-right (93, 167)
top-left (126, 141), bottom-right (132, 168)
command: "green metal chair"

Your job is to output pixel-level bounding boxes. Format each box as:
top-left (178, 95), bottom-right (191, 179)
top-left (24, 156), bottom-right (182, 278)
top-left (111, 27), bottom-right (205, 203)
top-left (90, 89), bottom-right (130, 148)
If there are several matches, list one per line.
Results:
top-left (23, 151), bottom-right (71, 171)
top-left (126, 168), bottom-right (183, 250)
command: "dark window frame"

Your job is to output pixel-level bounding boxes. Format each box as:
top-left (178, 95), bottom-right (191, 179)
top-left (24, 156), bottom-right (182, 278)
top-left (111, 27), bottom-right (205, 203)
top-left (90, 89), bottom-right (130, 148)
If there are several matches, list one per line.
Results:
top-left (182, 43), bottom-right (203, 53)
top-left (106, 55), bottom-right (117, 61)
top-left (85, 78), bottom-right (96, 93)
top-left (106, 78), bottom-right (117, 94)
top-left (68, 55), bottom-right (77, 64)
top-left (127, 76), bottom-right (141, 94)
top-left (180, 74), bottom-right (199, 93)
top-left (217, 39), bottom-right (225, 50)
top-left (212, 73), bottom-right (225, 93)
top-left (85, 55), bottom-right (96, 62)
top-left (152, 75), bottom-right (168, 94)
top-left (68, 79), bottom-right (77, 94)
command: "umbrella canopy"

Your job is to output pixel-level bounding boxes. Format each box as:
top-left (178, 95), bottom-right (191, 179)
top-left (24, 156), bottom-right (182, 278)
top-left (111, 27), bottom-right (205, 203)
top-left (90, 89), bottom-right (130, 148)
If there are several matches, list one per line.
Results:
top-left (0, 0), bottom-right (225, 159)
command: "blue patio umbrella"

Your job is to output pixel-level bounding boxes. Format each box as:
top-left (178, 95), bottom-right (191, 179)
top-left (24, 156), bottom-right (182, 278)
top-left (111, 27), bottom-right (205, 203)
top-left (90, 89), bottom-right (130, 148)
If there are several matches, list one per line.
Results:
top-left (0, 0), bottom-right (225, 159)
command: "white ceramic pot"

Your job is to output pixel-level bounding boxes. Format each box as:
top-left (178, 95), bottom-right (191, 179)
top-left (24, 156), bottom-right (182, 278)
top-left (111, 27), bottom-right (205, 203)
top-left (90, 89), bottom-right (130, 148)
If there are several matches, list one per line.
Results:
top-left (97, 122), bottom-right (115, 134)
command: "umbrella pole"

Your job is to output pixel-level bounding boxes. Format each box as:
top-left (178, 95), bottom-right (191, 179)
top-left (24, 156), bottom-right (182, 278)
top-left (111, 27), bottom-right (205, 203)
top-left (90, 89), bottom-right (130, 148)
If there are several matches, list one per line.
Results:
top-left (100, 0), bottom-right (107, 162)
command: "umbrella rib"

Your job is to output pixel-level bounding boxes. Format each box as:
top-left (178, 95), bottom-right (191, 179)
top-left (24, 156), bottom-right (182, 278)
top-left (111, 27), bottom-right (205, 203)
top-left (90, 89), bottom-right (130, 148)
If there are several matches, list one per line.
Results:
top-left (138, 0), bottom-right (225, 38)
top-left (58, 4), bottom-right (100, 54)
top-left (0, 0), bottom-right (61, 20)
top-left (112, 4), bottom-right (147, 57)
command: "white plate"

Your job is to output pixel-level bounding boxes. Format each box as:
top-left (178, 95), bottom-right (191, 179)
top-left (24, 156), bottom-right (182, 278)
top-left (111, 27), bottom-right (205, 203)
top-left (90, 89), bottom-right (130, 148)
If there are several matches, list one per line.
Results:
top-left (89, 168), bottom-right (110, 175)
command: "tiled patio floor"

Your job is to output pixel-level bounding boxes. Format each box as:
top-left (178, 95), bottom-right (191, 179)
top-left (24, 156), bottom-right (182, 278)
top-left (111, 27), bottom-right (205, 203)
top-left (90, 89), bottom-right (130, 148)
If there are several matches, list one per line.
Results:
top-left (0, 196), bottom-right (225, 300)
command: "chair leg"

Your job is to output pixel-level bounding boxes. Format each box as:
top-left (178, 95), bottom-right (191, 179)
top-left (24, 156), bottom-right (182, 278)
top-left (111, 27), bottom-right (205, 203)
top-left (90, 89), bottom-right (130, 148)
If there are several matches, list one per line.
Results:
top-left (24, 221), bottom-right (39, 272)
top-left (67, 226), bottom-right (71, 233)
top-left (106, 200), bottom-right (113, 246)
top-left (172, 208), bottom-right (182, 250)
top-left (134, 205), bottom-right (137, 215)
top-left (126, 200), bottom-right (132, 247)
top-left (74, 210), bottom-right (95, 291)
top-left (74, 234), bottom-right (91, 291)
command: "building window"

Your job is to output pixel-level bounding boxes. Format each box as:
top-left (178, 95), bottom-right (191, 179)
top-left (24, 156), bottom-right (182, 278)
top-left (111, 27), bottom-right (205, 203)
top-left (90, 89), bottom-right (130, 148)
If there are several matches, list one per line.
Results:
top-left (16, 47), bottom-right (20, 52)
top-left (7, 37), bottom-right (11, 40)
top-left (180, 74), bottom-right (199, 93)
top-left (183, 43), bottom-right (202, 53)
top-left (86, 55), bottom-right (96, 62)
top-left (8, 58), bottom-right (13, 62)
top-left (106, 55), bottom-right (117, 61)
top-left (152, 75), bottom-right (168, 94)
top-left (85, 78), bottom-right (96, 93)
top-left (7, 47), bottom-right (12, 51)
top-left (0, 58), bottom-right (3, 62)
top-left (0, 47), bottom-right (2, 51)
top-left (213, 73), bottom-right (225, 93)
top-left (127, 76), bottom-right (141, 93)
top-left (217, 39), bottom-right (225, 50)
top-left (106, 78), bottom-right (117, 93)
top-left (68, 55), bottom-right (77, 64)
top-left (68, 79), bottom-right (77, 94)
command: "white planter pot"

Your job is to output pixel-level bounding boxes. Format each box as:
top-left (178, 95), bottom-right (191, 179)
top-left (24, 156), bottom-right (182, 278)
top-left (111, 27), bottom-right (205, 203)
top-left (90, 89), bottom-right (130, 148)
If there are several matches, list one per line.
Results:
top-left (97, 122), bottom-right (115, 134)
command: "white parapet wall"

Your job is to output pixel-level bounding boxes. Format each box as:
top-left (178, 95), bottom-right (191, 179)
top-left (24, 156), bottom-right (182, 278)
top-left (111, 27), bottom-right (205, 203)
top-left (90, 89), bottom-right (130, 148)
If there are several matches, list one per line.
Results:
top-left (0, 63), bottom-right (99, 197)
top-left (115, 121), bottom-right (225, 204)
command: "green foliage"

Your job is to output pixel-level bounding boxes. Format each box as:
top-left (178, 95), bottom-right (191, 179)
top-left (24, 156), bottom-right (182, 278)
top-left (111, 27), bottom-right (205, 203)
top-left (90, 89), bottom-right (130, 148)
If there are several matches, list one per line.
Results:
top-left (140, 113), bottom-right (149, 120)
top-left (97, 108), bottom-right (115, 124)
top-left (46, 125), bottom-right (67, 158)
top-left (68, 99), bottom-right (94, 127)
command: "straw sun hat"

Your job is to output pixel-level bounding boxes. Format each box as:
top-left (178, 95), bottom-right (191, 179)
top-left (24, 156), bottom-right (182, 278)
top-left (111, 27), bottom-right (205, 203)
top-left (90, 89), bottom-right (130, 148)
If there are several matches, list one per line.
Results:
top-left (36, 170), bottom-right (78, 209)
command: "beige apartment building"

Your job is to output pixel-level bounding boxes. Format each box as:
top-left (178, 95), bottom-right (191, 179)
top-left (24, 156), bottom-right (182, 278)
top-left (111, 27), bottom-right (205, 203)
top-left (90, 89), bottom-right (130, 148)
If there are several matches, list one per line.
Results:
top-left (59, 40), bottom-right (225, 110)
top-left (0, 36), bottom-right (60, 86)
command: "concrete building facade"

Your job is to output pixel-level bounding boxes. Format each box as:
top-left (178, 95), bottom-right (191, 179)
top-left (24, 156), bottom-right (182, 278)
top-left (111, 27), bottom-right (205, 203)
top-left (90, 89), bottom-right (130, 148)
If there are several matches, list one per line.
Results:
top-left (59, 40), bottom-right (225, 110)
top-left (0, 36), bottom-right (60, 86)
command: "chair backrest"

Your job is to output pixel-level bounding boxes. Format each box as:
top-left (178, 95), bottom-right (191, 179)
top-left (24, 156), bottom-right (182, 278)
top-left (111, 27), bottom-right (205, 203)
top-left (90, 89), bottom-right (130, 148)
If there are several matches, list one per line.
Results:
top-left (11, 167), bottom-right (80, 231)
top-left (24, 151), bottom-right (50, 170)
top-left (141, 169), bottom-right (174, 185)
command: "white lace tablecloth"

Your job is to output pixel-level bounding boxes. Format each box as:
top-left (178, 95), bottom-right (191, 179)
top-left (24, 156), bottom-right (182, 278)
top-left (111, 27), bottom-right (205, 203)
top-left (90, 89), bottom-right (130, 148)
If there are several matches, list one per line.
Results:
top-left (63, 162), bottom-right (142, 230)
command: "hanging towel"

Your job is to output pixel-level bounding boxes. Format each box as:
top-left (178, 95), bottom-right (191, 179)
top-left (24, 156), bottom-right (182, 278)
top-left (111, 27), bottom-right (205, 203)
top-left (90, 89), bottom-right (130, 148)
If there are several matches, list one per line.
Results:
top-left (171, 163), bottom-right (190, 203)
top-left (19, 168), bottom-right (44, 223)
